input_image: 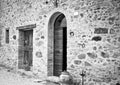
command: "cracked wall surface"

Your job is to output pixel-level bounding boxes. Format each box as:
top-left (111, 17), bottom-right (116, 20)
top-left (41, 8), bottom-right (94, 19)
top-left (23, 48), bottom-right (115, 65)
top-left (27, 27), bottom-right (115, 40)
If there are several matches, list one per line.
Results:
top-left (0, 0), bottom-right (120, 84)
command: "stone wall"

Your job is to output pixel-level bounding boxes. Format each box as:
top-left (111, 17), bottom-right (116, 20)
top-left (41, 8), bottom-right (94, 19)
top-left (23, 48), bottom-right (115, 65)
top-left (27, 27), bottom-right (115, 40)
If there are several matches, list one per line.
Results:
top-left (0, 0), bottom-right (120, 84)
top-left (66, 0), bottom-right (120, 85)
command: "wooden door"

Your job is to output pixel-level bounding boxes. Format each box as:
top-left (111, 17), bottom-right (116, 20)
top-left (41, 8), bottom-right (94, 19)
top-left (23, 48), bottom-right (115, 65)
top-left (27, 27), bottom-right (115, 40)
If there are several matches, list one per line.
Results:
top-left (23, 30), bottom-right (33, 71)
top-left (54, 26), bottom-right (63, 76)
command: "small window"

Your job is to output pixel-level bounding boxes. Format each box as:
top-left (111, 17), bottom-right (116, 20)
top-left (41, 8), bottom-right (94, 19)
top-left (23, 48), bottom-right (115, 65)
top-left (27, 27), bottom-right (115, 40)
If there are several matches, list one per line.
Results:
top-left (6, 29), bottom-right (9, 44)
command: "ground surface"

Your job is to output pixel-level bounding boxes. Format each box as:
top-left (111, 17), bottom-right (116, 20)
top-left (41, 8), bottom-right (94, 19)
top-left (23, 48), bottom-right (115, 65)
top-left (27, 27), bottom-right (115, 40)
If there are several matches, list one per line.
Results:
top-left (0, 67), bottom-right (60, 85)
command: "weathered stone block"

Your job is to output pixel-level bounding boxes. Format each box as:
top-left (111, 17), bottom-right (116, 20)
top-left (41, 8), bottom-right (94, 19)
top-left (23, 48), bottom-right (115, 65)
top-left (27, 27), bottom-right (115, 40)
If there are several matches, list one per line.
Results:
top-left (78, 53), bottom-right (86, 59)
top-left (110, 29), bottom-right (115, 34)
top-left (92, 36), bottom-right (102, 41)
top-left (84, 61), bottom-right (92, 66)
top-left (94, 28), bottom-right (108, 34)
top-left (101, 52), bottom-right (109, 58)
top-left (74, 60), bottom-right (82, 65)
top-left (87, 52), bottom-right (97, 59)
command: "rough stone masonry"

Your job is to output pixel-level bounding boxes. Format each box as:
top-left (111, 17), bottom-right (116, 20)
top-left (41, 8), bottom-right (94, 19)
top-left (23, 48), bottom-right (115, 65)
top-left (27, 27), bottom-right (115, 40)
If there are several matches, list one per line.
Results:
top-left (0, 0), bottom-right (120, 85)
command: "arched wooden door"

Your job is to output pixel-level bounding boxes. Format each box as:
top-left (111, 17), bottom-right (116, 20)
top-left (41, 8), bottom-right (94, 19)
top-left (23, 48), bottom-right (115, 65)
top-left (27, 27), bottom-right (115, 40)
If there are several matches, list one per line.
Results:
top-left (53, 14), bottom-right (67, 76)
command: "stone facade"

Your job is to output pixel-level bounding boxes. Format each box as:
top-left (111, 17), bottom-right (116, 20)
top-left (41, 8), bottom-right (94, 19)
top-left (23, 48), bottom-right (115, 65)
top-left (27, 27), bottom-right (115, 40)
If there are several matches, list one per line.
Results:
top-left (0, 0), bottom-right (120, 85)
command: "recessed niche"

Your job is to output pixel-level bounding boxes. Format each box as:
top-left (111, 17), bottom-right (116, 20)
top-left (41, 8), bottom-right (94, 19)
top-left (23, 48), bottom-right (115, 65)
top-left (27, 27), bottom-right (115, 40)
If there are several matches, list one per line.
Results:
top-left (13, 35), bottom-right (16, 40)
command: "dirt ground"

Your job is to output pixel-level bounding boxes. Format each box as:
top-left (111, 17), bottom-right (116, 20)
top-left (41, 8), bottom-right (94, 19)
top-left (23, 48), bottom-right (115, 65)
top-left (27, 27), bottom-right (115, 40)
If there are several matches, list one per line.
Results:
top-left (0, 66), bottom-right (60, 85)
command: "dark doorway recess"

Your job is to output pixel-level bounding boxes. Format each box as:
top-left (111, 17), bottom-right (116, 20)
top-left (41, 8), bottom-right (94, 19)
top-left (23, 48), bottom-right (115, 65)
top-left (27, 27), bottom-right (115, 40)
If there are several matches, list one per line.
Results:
top-left (54, 14), bottom-right (67, 76)
top-left (62, 27), bottom-right (67, 71)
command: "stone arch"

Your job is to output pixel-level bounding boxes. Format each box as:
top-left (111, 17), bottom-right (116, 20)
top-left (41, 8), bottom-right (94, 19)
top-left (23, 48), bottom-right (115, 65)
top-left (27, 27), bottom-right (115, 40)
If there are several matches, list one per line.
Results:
top-left (48, 12), bottom-right (67, 76)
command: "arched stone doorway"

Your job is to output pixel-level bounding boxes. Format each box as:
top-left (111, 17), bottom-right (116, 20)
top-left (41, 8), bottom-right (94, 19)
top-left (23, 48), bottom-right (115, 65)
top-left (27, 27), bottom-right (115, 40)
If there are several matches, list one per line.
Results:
top-left (48, 12), bottom-right (67, 76)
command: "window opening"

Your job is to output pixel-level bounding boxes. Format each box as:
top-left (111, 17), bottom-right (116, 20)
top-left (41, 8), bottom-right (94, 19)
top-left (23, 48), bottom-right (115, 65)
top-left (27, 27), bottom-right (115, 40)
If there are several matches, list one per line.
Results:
top-left (6, 29), bottom-right (9, 44)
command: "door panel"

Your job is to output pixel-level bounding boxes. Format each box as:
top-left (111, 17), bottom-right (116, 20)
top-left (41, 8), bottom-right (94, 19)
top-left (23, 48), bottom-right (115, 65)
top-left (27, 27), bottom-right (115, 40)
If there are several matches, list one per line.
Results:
top-left (54, 26), bottom-right (63, 76)
top-left (24, 30), bottom-right (33, 71)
